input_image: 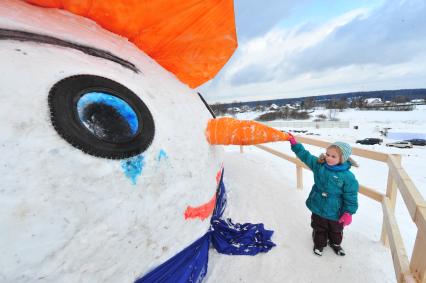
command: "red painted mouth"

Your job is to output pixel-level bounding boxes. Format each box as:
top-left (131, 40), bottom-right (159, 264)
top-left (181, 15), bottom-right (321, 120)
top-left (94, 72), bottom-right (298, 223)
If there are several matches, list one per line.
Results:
top-left (184, 166), bottom-right (223, 221)
top-left (184, 194), bottom-right (216, 221)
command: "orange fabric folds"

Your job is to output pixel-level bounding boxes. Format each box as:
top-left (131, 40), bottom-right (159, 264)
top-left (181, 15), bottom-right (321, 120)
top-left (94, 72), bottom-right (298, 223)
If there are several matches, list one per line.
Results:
top-left (206, 117), bottom-right (291, 145)
top-left (25, 0), bottom-right (238, 88)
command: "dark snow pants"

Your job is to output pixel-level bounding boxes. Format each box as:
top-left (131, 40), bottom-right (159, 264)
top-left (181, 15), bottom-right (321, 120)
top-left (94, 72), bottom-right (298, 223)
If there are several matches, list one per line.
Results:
top-left (311, 213), bottom-right (343, 248)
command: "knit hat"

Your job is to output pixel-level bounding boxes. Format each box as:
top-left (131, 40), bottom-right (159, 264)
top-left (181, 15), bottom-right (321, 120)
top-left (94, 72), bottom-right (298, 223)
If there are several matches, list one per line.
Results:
top-left (332, 141), bottom-right (352, 163)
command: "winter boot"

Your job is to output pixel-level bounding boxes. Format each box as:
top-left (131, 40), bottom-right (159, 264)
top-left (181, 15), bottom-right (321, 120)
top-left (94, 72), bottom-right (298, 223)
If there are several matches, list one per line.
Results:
top-left (329, 242), bottom-right (345, 256)
top-left (313, 246), bottom-right (323, 256)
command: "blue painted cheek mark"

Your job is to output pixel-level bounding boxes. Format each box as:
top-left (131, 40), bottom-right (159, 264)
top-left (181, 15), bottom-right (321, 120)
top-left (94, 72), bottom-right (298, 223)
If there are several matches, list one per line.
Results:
top-left (121, 155), bottom-right (145, 185)
top-left (157, 149), bottom-right (168, 161)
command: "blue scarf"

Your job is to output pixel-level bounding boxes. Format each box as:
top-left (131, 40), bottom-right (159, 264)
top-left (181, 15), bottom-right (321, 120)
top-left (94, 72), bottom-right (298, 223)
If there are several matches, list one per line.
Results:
top-left (324, 161), bottom-right (350, 171)
top-left (136, 168), bottom-right (275, 283)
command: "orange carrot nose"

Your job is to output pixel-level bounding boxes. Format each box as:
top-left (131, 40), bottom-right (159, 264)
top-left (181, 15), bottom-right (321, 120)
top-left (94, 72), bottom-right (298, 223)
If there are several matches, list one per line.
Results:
top-left (206, 117), bottom-right (291, 145)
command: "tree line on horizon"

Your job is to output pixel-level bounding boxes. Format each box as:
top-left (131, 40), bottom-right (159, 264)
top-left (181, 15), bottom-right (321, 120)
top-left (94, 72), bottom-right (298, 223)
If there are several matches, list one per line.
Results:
top-left (209, 92), bottom-right (425, 118)
top-left (209, 89), bottom-right (426, 110)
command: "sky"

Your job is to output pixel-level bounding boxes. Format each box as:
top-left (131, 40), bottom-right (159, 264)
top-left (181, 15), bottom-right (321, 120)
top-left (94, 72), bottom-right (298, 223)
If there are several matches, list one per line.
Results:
top-left (198, 0), bottom-right (426, 103)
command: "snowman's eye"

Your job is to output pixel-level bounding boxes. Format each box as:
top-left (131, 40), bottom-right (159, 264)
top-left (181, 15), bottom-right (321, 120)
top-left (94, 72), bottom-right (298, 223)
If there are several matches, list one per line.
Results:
top-left (76, 92), bottom-right (139, 143)
top-left (49, 75), bottom-right (155, 159)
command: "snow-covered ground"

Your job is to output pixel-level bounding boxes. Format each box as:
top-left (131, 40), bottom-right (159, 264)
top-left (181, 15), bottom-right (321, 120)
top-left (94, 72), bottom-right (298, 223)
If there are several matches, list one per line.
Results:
top-left (206, 106), bottom-right (426, 282)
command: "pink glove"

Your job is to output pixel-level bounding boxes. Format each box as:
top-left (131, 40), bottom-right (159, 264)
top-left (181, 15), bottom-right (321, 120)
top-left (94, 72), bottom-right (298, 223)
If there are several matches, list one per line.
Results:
top-left (338, 212), bottom-right (352, 227)
top-left (288, 133), bottom-right (297, 145)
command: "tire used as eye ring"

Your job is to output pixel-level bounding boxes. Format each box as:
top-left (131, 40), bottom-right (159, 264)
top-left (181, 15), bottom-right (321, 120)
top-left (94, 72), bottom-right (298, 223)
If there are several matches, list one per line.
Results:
top-left (48, 75), bottom-right (155, 159)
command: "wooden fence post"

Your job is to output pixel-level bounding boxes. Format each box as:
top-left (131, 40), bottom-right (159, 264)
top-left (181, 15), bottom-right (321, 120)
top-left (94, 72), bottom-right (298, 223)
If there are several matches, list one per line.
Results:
top-left (296, 165), bottom-right (303, 190)
top-left (410, 208), bottom-right (426, 282)
top-left (381, 155), bottom-right (400, 245)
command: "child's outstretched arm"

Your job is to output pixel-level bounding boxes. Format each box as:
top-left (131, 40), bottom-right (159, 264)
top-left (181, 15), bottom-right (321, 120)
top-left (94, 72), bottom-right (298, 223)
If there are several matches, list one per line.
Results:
top-left (288, 134), bottom-right (319, 171)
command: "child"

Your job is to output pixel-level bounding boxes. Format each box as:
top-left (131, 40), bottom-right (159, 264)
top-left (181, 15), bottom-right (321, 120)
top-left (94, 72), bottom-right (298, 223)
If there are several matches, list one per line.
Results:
top-left (288, 135), bottom-right (359, 256)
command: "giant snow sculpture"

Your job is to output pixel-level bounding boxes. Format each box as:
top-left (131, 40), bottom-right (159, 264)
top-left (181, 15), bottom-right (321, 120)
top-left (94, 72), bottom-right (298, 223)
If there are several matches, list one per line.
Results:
top-left (0, 1), bottom-right (290, 282)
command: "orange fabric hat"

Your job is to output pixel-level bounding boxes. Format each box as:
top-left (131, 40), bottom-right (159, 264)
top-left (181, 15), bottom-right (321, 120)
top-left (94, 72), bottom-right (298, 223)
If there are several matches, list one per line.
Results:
top-left (25, 0), bottom-right (238, 88)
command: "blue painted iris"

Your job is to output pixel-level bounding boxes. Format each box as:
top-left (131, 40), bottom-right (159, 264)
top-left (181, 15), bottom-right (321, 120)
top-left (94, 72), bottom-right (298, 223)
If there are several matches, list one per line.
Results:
top-left (77, 92), bottom-right (139, 143)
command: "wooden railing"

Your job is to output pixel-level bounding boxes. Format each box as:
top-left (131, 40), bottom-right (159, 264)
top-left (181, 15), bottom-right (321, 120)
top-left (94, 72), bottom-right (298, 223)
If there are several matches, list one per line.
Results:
top-left (240, 135), bottom-right (426, 283)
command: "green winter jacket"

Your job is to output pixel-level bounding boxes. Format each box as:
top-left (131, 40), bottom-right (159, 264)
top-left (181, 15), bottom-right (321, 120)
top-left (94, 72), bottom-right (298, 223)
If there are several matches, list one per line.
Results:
top-left (291, 143), bottom-right (359, 221)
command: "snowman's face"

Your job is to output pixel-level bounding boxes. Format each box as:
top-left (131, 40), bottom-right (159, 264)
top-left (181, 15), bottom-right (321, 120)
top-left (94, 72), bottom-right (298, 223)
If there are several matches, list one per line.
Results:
top-left (0, 1), bottom-right (222, 281)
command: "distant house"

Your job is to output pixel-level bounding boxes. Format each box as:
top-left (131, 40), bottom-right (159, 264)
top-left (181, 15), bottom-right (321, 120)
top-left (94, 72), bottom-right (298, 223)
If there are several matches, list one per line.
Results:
top-left (282, 104), bottom-right (297, 110)
top-left (411, 99), bottom-right (425, 104)
top-left (226, 107), bottom-right (241, 113)
top-left (269, 104), bottom-right (279, 110)
top-left (241, 105), bottom-right (250, 112)
top-left (364, 98), bottom-right (383, 106)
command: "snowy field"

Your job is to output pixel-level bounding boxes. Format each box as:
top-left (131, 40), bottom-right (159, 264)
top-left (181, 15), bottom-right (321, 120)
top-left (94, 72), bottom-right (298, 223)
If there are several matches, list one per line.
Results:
top-left (206, 106), bottom-right (426, 283)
